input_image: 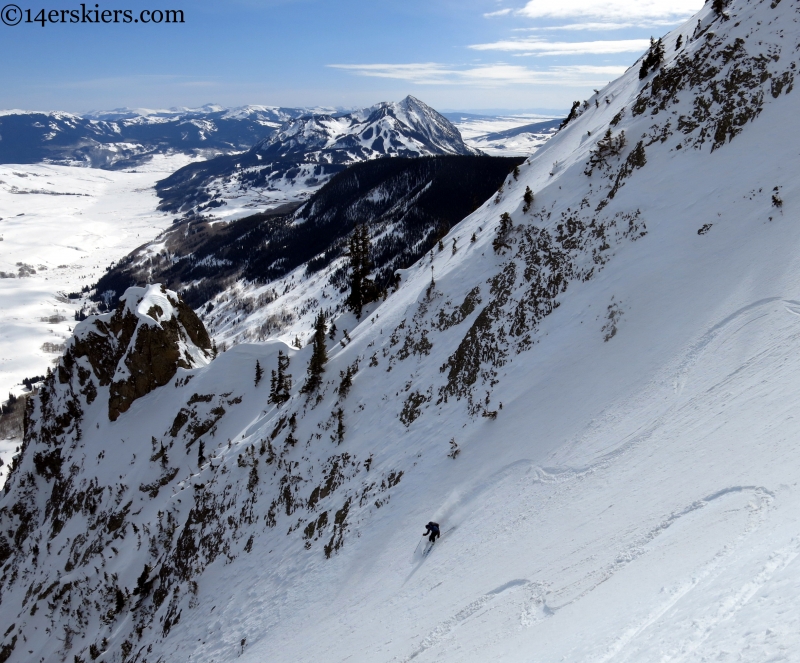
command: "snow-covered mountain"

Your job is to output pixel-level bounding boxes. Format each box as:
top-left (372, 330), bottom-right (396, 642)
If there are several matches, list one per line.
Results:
top-left (3, 1), bottom-right (800, 662)
top-left (0, 105), bottom-right (313, 169)
top-left (252, 95), bottom-right (481, 163)
top-left (154, 96), bottom-right (481, 218)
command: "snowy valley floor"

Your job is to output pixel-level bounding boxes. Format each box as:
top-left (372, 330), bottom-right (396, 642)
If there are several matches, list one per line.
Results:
top-left (0, 155), bottom-right (191, 480)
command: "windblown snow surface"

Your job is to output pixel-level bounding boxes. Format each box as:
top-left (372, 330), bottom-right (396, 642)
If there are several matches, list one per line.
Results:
top-left (2, 1), bottom-right (800, 662)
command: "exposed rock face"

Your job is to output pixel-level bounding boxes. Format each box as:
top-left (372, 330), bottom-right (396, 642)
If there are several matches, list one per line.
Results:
top-left (69, 285), bottom-right (211, 420)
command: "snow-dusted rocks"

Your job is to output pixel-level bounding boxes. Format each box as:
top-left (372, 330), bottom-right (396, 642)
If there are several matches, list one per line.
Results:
top-left (70, 285), bottom-right (212, 421)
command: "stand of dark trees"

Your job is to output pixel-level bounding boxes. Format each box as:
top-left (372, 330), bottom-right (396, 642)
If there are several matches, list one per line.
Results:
top-left (94, 155), bottom-right (524, 310)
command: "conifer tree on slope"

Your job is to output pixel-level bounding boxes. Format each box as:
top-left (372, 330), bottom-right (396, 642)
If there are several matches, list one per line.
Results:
top-left (269, 350), bottom-right (292, 404)
top-left (346, 224), bottom-right (376, 319)
top-left (302, 312), bottom-right (328, 393)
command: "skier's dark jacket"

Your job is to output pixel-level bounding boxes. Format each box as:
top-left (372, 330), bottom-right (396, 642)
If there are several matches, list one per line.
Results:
top-left (424, 522), bottom-right (440, 537)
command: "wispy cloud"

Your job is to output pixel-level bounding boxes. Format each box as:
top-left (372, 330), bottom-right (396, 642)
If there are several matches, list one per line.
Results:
top-left (484, 8), bottom-right (513, 17)
top-left (517, 0), bottom-right (701, 22)
top-left (469, 38), bottom-right (650, 56)
top-left (328, 63), bottom-right (627, 86)
top-left (512, 20), bottom-right (682, 31)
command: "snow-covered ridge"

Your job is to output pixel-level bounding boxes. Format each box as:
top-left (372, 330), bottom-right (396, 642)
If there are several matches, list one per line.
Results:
top-left (3, 1), bottom-right (800, 662)
top-left (0, 105), bottom-right (316, 169)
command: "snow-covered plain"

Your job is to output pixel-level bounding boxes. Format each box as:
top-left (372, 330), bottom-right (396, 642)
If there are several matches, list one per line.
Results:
top-left (451, 113), bottom-right (561, 156)
top-left (0, 155), bottom-right (193, 480)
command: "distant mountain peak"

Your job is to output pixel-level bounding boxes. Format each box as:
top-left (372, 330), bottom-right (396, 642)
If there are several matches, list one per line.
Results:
top-left (252, 95), bottom-right (480, 163)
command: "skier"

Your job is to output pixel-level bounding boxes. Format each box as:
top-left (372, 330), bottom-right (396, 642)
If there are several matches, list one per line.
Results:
top-left (423, 521), bottom-right (440, 543)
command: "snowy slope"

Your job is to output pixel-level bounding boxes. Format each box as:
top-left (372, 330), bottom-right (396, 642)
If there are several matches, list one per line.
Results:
top-left (2, 1), bottom-right (800, 662)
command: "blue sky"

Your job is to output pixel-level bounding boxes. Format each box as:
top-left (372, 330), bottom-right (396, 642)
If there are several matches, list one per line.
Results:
top-left (0, 0), bottom-right (702, 113)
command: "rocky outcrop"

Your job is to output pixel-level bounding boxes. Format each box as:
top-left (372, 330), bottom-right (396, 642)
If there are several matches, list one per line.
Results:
top-left (70, 285), bottom-right (211, 420)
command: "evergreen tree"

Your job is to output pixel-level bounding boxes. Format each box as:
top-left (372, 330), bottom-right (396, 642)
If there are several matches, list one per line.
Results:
top-left (198, 440), bottom-right (206, 467)
top-left (269, 350), bottom-right (292, 405)
top-left (523, 186), bottom-right (534, 213)
top-left (639, 37), bottom-right (665, 79)
top-left (114, 588), bottom-right (125, 614)
top-left (629, 141), bottom-right (647, 168)
top-left (346, 224), bottom-right (375, 319)
top-left (712, 0), bottom-right (728, 17)
top-left (559, 101), bottom-right (581, 130)
top-left (336, 408), bottom-right (345, 445)
top-left (269, 369), bottom-right (277, 401)
top-left (134, 564), bottom-right (152, 596)
top-left (254, 360), bottom-right (263, 387)
top-left (654, 38), bottom-right (665, 65)
top-left (493, 212), bottom-right (513, 253)
top-left (337, 365), bottom-right (354, 398)
top-left (426, 266), bottom-right (436, 300)
top-left (302, 312), bottom-right (328, 393)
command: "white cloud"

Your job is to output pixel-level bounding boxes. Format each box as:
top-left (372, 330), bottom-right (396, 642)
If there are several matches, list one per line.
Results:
top-left (327, 63), bottom-right (627, 87)
top-left (469, 38), bottom-right (650, 56)
top-left (484, 8), bottom-right (513, 17)
top-left (517, 0), bottom-right (701, 21)
top-left (513, 20), bottom-right (681, 31)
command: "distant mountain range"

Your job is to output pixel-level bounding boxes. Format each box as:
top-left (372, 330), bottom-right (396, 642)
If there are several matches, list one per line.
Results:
top-left (0, 97), bottom-right (560, 219)
top-left (252, 95), bottom-right (480, 163)
top-left (154, 96), bottom-right (482, 216)
top-left (0, 104), bottom-right (317, 168)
